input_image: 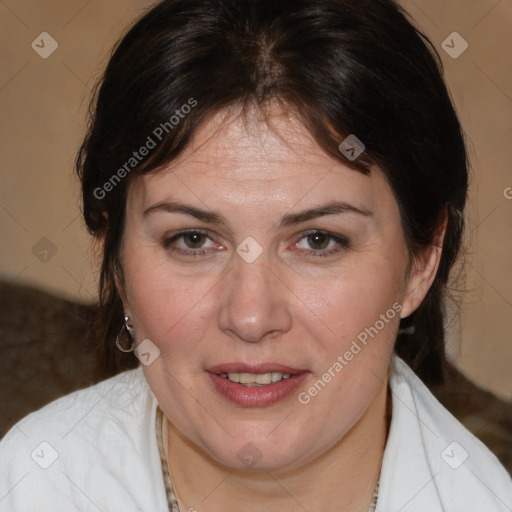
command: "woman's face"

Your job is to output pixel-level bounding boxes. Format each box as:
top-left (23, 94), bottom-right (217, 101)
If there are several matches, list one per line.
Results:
top-left (121, 106), bottom-right (428, 472)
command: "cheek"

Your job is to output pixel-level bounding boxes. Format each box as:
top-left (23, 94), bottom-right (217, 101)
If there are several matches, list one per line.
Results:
top-left (296, 267), bottom-right (401, 415)
top-left (122, 247), bottom-right (213, 358)
top-left (299, 258), bottom-right (405, 348)
top-left (123, 250), bottom-right (405, 352)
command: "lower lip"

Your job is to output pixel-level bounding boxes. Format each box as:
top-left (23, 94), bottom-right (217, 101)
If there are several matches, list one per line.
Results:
top-left (207, 372), bottom-right (310, 407)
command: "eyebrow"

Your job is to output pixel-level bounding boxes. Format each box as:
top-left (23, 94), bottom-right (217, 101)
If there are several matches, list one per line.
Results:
top-left (278, 200), bottom-right (372, 226)
top-left (143, 200), bottom-right (373, 228)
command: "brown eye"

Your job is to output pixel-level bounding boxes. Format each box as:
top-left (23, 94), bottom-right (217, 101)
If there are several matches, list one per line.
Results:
top-left (306, 232), bottom-right (331, 250)
top-left (294, 230), bottom-right (350, 258)
top-left (182, 232), bottom-right (208, 248)
top-left (163, 229), bottom-right (217, 257)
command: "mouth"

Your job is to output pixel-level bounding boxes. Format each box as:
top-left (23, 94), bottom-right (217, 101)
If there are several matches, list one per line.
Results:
top-left (206, 363), bottom-right (310, 406)
top-left (218, 371), bottom-right (293, 386)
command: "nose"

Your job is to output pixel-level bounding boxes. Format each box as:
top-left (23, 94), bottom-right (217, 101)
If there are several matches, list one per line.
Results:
top-left (217, 254), bottom-right (293, 344)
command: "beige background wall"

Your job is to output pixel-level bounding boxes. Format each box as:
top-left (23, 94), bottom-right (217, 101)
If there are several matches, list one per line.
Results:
top-left (1, 0), bottom-right (511, 399)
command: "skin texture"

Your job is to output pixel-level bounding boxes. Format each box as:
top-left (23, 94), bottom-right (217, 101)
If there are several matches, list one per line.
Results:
top-left (119, 104), bottom-right (445, 512)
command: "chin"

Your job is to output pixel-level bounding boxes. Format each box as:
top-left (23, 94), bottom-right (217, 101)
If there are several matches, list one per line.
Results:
top-left (199, 429), bottom-right (312, 473)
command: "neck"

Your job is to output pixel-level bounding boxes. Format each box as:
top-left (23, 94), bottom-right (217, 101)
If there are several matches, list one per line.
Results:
top-left (165, 378), bottom-right (389, 512)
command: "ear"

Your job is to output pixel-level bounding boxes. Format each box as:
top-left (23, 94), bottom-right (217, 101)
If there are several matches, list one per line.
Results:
top-left (400, 207), bottom-right (448, 319)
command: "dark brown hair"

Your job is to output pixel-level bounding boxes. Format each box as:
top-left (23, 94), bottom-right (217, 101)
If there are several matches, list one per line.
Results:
top-left (76, 0), bottom-right (468, 386)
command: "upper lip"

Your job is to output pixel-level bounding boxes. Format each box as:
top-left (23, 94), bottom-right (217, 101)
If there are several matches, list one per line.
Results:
top-left (207, 362), bottom-right (308, 375)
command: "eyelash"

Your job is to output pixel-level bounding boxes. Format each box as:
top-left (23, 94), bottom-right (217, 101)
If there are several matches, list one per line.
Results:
top-left (162, 229), bottom-right (215, 257)
top-left (293, 229), bottom-right (350, 258)
top-left (162, 229), bottom-right (350, 259)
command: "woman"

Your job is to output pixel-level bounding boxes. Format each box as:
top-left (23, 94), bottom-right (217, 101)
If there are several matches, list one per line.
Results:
top-left (1, 0), bottom-right (511, 510)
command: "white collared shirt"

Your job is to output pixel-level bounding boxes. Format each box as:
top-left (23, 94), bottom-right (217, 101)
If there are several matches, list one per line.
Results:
top-left (1, 356), bottom-right (511, 511)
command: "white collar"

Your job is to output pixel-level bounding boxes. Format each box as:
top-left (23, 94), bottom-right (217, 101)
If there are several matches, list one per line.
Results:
top-left (376, 355), bottom-right (512, 511)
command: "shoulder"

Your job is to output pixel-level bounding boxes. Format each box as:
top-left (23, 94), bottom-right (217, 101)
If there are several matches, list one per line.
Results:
top-left (1, 367), bottom-right (150, 447)
top-left (0, 368), bottom-right (168, 511)
top-left (378, 355), bottom-right (512, 512)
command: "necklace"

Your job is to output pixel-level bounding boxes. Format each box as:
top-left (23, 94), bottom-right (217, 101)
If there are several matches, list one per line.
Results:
top-left (368, 478), bottom-right (379, 511)
top-left (156, 407), bottom-right (379, 512)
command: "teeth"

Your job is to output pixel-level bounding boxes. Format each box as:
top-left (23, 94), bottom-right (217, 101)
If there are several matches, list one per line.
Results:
top-left (271, 372), bottom-right (282, 383)
top-left (255, 373), bottom-right (272, 385)
top-left (239, 372), bottom-right (255, 384)
top-left (222, 372), bottom-right (293, 385)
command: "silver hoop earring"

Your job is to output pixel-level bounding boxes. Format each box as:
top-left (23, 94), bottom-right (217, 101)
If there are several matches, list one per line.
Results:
top-left (115, 314), bottom-right (136, 353)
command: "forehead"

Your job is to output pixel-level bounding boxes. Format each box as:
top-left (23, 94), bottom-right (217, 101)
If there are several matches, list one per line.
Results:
top-left (130, 104), bottom-right (393, 215)
top-left (161, 106), bottom-right (358, 178)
